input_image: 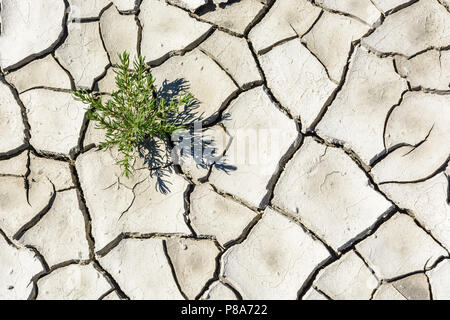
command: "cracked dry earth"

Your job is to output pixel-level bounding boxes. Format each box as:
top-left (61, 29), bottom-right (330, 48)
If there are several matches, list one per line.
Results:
top-left (0, 0), bottom-right (450, 301)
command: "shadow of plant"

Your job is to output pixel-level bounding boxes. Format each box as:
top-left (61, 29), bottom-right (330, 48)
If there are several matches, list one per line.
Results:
top-left (157, 78), bottom-right (203, 124)
top-left (172, 126), bottom-right (237, 171)
top-left (136, 78), bottom-right (237, 194)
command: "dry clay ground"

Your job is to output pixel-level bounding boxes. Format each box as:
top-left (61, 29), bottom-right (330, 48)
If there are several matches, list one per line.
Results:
top-left (0, 0), bottom-right (450, 300)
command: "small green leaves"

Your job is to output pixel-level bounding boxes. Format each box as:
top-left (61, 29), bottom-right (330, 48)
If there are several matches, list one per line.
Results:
top-left (73, 51), bottom-right (193, 177)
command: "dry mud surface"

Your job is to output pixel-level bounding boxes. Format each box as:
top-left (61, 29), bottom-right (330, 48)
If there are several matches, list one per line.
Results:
top-left (0, 0), bottom-right (449, 300)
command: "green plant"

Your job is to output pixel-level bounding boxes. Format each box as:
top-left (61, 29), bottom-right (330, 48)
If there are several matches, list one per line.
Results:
top-left (74, 52), bottom-right (193, 177)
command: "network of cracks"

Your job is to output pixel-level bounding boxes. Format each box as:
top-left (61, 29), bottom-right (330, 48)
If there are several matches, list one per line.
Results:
top-left (0, 0), bottom-right (449, 300)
